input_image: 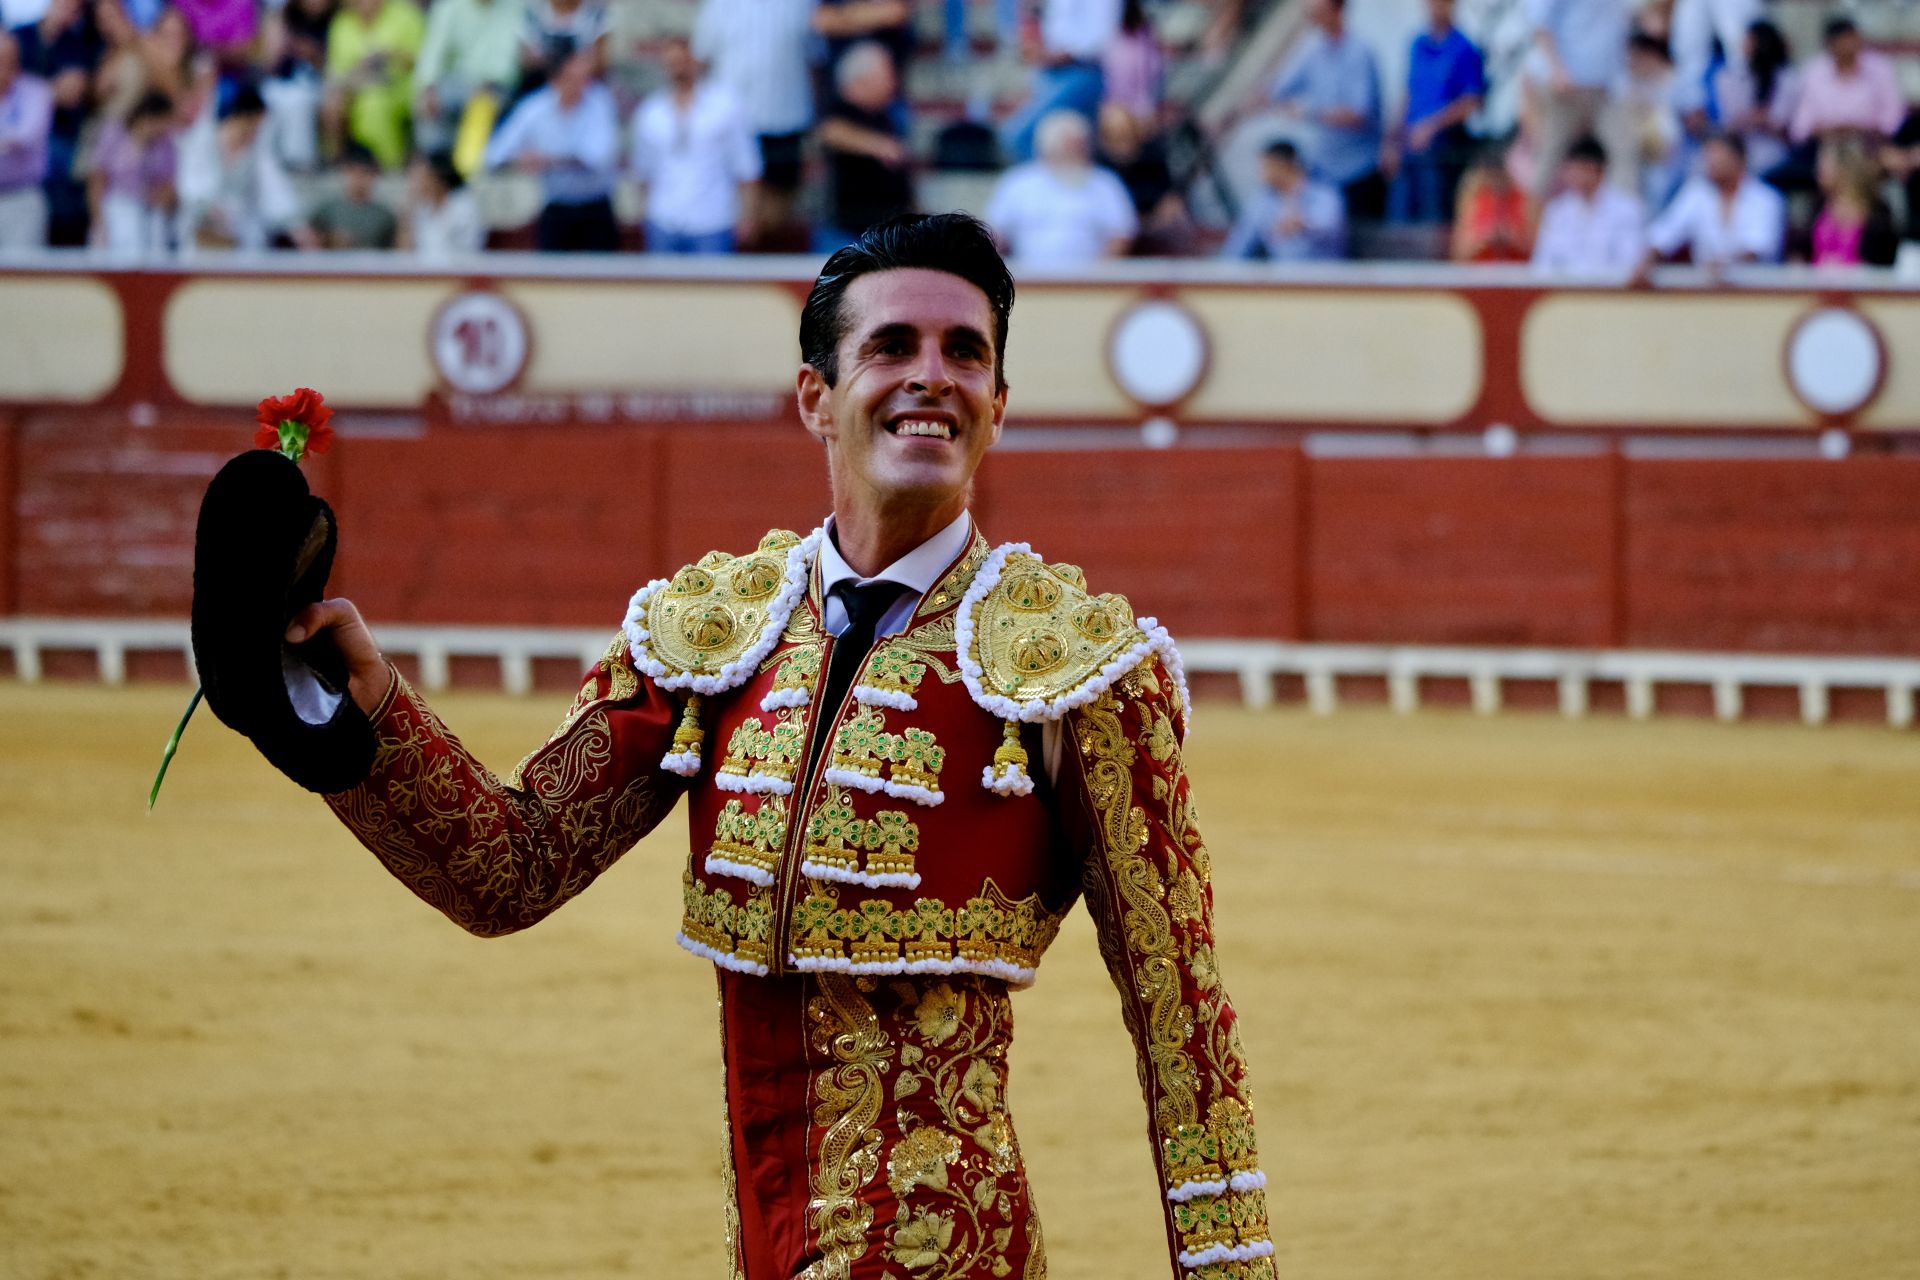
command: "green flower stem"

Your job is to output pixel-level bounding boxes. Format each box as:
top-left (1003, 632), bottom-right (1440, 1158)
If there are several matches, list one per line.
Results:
top-left (148, 685), bottom-right (204, 811)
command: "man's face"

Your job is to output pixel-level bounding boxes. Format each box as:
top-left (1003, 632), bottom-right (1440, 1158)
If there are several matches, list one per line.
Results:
top-left (1311, 0), bottom-right (1338, 31)
top-left (1426, 0), bottom-right (1452, 28)
top-left (1565, 156), bottom-right (1602, 197)
top-left (343, 161), bottom-right (376, 200)
top-left (1829, 29), bottom-right (1861, 65)
top-left (798, 268), bottom-right (1006, 516)
top-left (1703, 138), bottom-right (1742, 185)
top-left (1263, 153), bottom-right (1301, 191)
top-left (0, 36), bottom-right (17, 90)
top-left (661, 38), bottom-right (696, 84)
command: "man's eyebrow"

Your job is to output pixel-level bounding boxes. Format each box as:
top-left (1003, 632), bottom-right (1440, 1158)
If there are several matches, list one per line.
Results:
top-left (857, 321), bottom-right (993, 351)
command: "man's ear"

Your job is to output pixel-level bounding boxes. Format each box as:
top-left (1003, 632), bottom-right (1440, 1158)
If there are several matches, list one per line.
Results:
top-left (797, 363), bottom-right (834, 444)
top-left (986, 378), bottom-right (1008, 449)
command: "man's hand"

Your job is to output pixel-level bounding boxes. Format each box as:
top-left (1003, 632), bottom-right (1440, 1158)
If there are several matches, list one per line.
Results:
top-left (285, 598), bottom-right (391, 716)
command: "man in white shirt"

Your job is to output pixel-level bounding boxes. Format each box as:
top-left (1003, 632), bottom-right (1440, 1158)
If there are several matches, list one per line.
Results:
top-left (175, 85), bottom-right (311, 253)
top-left (1532, 134), bottom-right (1645, 279)
top-left (482, 50), bottom-right (620, 251)
top-left (631, 36), bottom-right (760, 254)
top-left (1638, 130), bottom-right (1784, 278)
top-left (1221, 138), bottom-right (1345, 261)
top-left (1002, 0), bottom-right (1120, 162)
top-left (985, 108), bottom-right (1137, 265)
top-left (692, 0), bottom-right (814, 236)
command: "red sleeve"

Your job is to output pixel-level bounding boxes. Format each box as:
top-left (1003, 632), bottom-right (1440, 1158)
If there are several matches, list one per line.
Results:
top-left (323, 632), bottom-right (689, 936)
top-left (1062, 656), bottom-right (1276, 1280)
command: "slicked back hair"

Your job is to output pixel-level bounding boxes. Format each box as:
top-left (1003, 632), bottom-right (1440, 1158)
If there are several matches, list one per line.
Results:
top-left (799, 212), bottom-right (1015, 393)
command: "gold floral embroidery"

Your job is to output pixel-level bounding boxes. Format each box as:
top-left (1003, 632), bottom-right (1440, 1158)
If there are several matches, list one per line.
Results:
top-left (803, 787), bottom-right (867, 874)
top-left (784, 881), bottom-right (1065, 977)
top-left (802, 974), bottom-right (892, 1278)
top-left (709, 796), bottom-right (788, 879)
top-left (682, 869), bottom-right (774, 969)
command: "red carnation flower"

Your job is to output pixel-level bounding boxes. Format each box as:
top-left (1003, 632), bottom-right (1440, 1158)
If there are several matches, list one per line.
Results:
top-left (254, 387), bottom-right (335, 461)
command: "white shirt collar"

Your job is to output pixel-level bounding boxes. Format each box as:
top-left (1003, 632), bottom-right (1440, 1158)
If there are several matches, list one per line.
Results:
top-left (819, 509), bottom-right (974, 600)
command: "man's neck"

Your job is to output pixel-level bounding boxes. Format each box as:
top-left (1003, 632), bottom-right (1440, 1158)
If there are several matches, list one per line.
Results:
top-left (831, 499), bottom-right (967, 577)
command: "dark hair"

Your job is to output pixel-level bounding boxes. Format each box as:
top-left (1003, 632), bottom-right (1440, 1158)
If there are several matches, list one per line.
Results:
top-left (1628, 30), bottom-right (1671, 62)
top-left (128, 89), bottom-right (174, 123)
top-left (1703, 128), bottom-right (1747, 163)
top-left (1120, 0), bottom-right (1148, 33)
top-left (419, 149), bottom-right (463, 191)
top-left (1748, 19), bottom-right (1789, 105)
top-left (1567, 134), bottom-right (1607, 167)
top-left (800, 212), bottom-right (1015, 392)
top-left (340, 141), bottom-right (379, 169)
top-left (220, 84), bottom-right (267, 120)
top-left (1263, 138), bottom-right (1301, 164)
top-left (1824, 15), bottom-right (1857, 43)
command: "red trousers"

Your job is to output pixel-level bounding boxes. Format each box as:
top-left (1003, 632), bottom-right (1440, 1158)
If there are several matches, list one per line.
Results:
top-left (718, 969), bottom-right (1045, 1279)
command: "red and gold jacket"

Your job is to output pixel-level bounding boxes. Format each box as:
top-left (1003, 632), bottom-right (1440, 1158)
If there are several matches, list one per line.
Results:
top-left (326, 525), bottom-right (1274, 1278)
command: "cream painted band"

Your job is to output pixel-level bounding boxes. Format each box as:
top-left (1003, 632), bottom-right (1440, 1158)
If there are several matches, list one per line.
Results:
top-left (1178, 289), bottom-right (1483, 422)
top-left (1854, 299), bottom-right (1920, 432)
top-left (1002, 288), bottom-right (1138, 417)
top-left (1522, 294), bottom-right (1812, 427)
top-left (165, 278), bottom-right (451, 406)
top-left (500, 282), bottom-right (801, 393)
top-left (0, 277), bottom-right (123, 402)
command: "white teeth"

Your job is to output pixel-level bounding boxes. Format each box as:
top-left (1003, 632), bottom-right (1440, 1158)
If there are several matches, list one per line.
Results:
top-left (894, 419), bottom-right (953, 439)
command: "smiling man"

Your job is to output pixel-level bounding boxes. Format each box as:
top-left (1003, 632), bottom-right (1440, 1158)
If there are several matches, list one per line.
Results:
top-left (284, 213), bottom-right (1272, 1278)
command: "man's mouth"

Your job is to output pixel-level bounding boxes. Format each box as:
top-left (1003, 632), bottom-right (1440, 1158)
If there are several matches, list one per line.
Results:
top-left (887, 416), bottom-right (956, 441)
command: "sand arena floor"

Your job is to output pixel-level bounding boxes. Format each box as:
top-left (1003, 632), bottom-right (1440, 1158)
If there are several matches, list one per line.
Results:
top-left (3, 682), bottom-right (1918, 1279)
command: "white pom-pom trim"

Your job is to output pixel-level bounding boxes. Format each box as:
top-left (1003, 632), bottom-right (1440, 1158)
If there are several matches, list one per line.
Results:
top-left (714, 771), bottom-right (794, 797)
top-left (624, 525), bottom-right (826, 696)
top-left (853, 685), bottom-right (918, 712)
top-left (788, 952), bottom-right (1038, 988)
top-left (823, 766), bottom-right (886, 796)
top-left (674, 931), bottom-right (769, 976)
top-left (881, 780), bottom-right (943, 808)
top-left (799, 859), bottom-right (923, 890)
top-left (981, 766), bottom-right (1035, 796)
top-left (1165, 1170), bottom-right (1266, 1203)
top-left (660, 751), bottom-right (702, 776)
top-left (703, 854), bottom-right (776, 888)
top-left (1166, 1178), bottom-right (1228, 1203)
top-left (954, 542), bottom-right (1193, 732)
top-left (759, 687), bottom-right (811, 712)
top-left (1178, 1240), bottom-right (1275, 1269)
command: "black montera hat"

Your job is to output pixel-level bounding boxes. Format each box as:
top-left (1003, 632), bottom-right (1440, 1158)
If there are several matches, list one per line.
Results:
top-left (191, 450), bottom-right (375, 793)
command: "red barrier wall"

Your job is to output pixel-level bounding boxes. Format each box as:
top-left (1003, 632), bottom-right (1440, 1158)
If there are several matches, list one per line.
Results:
top-left (6, 410), bottom-right (1917, 655)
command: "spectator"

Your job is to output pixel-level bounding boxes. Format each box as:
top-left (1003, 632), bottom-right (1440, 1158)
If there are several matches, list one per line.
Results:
top-left (1268, 0), bottom-right (1384, 220)
top-left (87, 86), bottom-right (177, 255)
top-left (691, 0), bottom-right (812, 239)
top-left (1605, 31), bottom-right (1682, 209)
top-left (307, 139), bottom-right (396, 246)
top-left (815, 40), bottom-right (912, 254)
top-left (482, 49), bottom-right (617, 251)
top-left (1384, 0), bottom-right (1484, 224)
top-left (411, 0), bottom-right (523, 154)
top-left (1221, 138), bottom-right (1344, 261)
top-left (321, 0), bottom-right (425, 170)
top-left (12, 0), bottom-right (102, 244)
top-left (1101, 0), bottom-right (1163, 128)
top-left (1531, 134), bottom-right (1644, 277)
top-left (1096, 100), bottom-right (1185, 249)
top-left (812, 0), bottom-right (912, 86)
top-left (1002, 0), bottom-right (1120, 163)
top-left (175, 83), bottom-right (309, 250)
top-left (1670, 0), bottom-right (1758, 117)
top-left (133, 8), bottom-right (204, 109)
top-left (174, 0), bottom-right (257, 56)
top-left (984, 107), bottom-right (1137, 264)
top-left (1640, 130), bottom-right (1784, 274)
top-left (1523, 0), bottom-right (1630, 199)
top-left (1796, 132), bottom-right (1896, 268)
top-left (631, 34), bottom-right (759, 254)
top-left (260, 0), bottom-right (338, 171)
top-left (1788, 17), bottom-right (1902, 147)
top-left (1881, 110), bottom-right (1920, 244)
top-left (942, 0), bottom-right (1016, 63)
top-left (1711, 19), bottom-right (1795, 178)
top-left (518, 0), bottom-right (606, 94)
top-left (1451, 142), bottom-right (1531, 262)
top-left (0, 29), bottom-right (52, 248)
top-left (399, 148), bottom-right (484, 256)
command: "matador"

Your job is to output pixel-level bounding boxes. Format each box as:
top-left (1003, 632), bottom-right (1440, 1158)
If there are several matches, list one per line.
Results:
top-left (276, 213), bottom-right (1274, 1278)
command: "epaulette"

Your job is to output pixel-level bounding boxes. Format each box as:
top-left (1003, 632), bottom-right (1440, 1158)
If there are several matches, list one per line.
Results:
top-left (623, 525), bottom-right (826, 775)
top-left (957, 543), bottom-right (1190, 794)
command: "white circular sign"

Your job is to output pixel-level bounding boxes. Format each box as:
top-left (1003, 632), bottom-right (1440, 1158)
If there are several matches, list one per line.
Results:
top-left (430, 290), bottom-right (530, 395)
top-left (1784, 307), bottom-right (1883, 417)
top-left (1107, 300), bottom-right (1209, 409)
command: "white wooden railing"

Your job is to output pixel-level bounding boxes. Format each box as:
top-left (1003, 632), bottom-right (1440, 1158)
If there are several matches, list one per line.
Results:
top-left (2, 618), bottom-right (1915, 728)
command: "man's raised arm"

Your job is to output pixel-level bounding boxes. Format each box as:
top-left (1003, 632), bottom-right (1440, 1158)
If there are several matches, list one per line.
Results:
top-left (290, 599), bottom-right (691, 936)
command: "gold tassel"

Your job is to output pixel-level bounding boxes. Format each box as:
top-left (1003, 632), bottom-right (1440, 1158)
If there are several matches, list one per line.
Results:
top-left (987, 718), bottom-right (1032, 794)
top-left (672, 693), bottom-right (705, 758)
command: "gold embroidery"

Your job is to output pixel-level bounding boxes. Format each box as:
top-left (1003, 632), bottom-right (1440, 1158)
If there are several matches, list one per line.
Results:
top-left (645, 530), bottom-right (801, 678)
top-left (888, 727), bottom-right (946, 797)
top-left (891, 616), bottom-right (965, 684)
top-left (970, 552), bottom-right (1144, 704)
top-left (767, 644), bottom-right (823, 689)
top-left (864, 810), bottom-right (919, 881)
top-left (862, 644), bottom-right (928, 699)
top-left (507, 632), bottom-right (635, 786)
top-left (802, 974), bottom-right (892, 1278)
top-left (786, 881), bottom-right (1064, 976)
top-left (710, 796), bottom-right (788, 878)
top-left (831, 707), bottom-right (890, 780)
top-left (749, 719), bottom-right (805, 787)
top-left (719, 718), bottom-right (765, 780)
top-left (682, 869), bottom-right (773, 969)
top-left (715, 981), bottom-right (747, 1280)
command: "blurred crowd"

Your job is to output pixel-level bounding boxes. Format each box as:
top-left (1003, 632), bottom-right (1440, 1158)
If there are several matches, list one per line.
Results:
top-left (0, 0), bottom-right (1913, 273)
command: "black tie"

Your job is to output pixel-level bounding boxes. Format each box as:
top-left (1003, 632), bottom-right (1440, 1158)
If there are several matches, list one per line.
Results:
top-left (818, 580), bottom-right (905, 726)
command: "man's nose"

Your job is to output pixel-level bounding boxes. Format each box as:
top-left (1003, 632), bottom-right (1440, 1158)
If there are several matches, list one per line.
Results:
top-left (906, 352), bottom-right (955, 396)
